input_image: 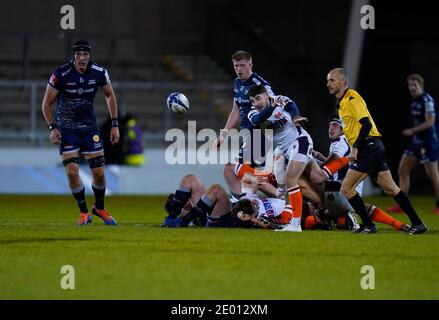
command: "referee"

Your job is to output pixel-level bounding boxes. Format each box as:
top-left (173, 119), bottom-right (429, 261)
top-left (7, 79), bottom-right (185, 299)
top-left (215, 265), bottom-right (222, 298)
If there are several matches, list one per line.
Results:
top-left (326, 68), bottom-right (426, 234)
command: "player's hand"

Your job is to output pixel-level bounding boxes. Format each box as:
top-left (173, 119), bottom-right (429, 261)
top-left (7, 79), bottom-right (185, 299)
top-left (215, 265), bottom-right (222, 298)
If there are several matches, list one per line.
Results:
top-left (348, 147), bottom-right (358, 161)
top-left (213, 136), bottom-right (224, 149)
top-left (49, 128), bottom-right (62, 144)
top-left (293, 116), bottom-right (308, 125)
top-left (110, 127), bottom-right (120, 145)
top-left (273, 95), bottom-right (290, 107)
top-left (312, 150), bottom-right (324, 159)
top-left (254, 170), bottom-right (270, 186)
top-left (402, 128), bottom-right (414, 136)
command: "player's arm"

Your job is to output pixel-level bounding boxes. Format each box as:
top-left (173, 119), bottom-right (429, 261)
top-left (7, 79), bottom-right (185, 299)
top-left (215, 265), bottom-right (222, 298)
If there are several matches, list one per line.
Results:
top-left (248, 104), bottom-right (275, 125)
top-left (402, 114), bottom-right (435, 136)
top-left (41, 84), bottom-right (61, 144)
top-left (102, 83), bottom-right (120, 145)
top-left (318, 152), bottom-right (338, 166)
top-left (348, 117), bottom-right (372, 161)
top-left (283, 100), bottom-right (308, 125)
top-left (213, 99), bottom-right (240, 148)
top-left (312, 150), bottom-right (329, 163)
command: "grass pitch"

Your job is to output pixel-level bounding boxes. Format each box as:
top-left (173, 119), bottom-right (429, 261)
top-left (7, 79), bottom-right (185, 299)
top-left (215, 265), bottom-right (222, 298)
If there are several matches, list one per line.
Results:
top-left (0, 195), bottom-right (438, 300)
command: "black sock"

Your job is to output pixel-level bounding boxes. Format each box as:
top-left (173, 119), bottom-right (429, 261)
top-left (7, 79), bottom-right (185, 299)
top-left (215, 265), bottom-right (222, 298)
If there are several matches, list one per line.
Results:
top-left (436, 199), bottom-right (439, 208)
top-left (168, 187), bottom-right (191, 218)
top-left (394, 191), bottom-right (422, 226)
top-left (72, 185), bottom-right (88, 213)
top-left (348, 193), bottom-right (374, 227)
top-left (182, 195), bottom-right (214, 226)
top-left (92, 184), bottom-right (106, 210)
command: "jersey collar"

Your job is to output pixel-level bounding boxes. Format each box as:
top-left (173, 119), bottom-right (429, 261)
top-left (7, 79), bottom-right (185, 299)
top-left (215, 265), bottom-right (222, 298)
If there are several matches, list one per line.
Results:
top-left (336, 88), bottom-right (350, 109)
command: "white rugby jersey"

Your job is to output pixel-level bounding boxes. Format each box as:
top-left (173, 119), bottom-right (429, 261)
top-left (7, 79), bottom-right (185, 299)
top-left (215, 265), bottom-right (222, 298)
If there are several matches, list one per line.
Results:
top-left (248, 98), bottom-right (307, 157)
top-left (241, 191), bottom-right (286, 218)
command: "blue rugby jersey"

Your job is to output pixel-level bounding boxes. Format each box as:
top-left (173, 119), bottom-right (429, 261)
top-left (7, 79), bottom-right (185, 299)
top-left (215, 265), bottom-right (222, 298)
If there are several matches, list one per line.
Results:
top-left (233, 73), bottom-right (273, 130)
top-left (48, 60), bottom-right (111, 130)
top-left (410, 92), bottom-right (438, 144)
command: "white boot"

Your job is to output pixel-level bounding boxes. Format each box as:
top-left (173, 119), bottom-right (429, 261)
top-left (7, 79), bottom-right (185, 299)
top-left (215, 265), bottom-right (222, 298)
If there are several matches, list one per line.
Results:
top-left (276, 217), bottom-right (302, 232)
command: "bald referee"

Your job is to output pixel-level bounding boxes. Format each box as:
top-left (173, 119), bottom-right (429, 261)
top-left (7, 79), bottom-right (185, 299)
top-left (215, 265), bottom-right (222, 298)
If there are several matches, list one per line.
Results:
top-left (326, 68), bottom-right (426, 234)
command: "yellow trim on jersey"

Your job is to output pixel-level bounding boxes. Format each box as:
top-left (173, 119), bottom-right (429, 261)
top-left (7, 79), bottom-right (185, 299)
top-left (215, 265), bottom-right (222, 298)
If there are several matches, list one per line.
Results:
top-left (338, 88), bottom-right (381, 146)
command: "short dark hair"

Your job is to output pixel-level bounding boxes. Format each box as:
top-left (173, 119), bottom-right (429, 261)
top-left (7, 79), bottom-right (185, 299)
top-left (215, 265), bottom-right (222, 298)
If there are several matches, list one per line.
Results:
top-left (328, 113), bottom-right (342, 126)
top-left (231, 50), bottom-right (252, 62)
top-left (407, 74), bottom-right (424, 88)
top-left (231, 198), bottom-right (254, 228)
top-left (247, 85), bottom-right (267, 98)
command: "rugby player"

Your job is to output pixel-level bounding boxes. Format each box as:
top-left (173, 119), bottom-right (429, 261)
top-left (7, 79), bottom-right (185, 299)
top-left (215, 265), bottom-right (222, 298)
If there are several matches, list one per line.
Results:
top-left (42, 40), bottom-right (118, 225)
top-left (387, 74), bottom-right (439, 214)
top-left (246, 85), bottom-right (349, 232)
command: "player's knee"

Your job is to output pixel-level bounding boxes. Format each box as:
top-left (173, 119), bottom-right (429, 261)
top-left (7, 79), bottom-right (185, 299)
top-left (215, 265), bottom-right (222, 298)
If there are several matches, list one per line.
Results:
top-left (65, 164), bottom-right (79, 180)
top-left (181, 174), bottom-right (197, 186)
top-left (208, 183), bottom-right (223, 195)
top-left (383, 185), bottom-right (400, 197)
top-left (311, 171), bottom-right (326, 184)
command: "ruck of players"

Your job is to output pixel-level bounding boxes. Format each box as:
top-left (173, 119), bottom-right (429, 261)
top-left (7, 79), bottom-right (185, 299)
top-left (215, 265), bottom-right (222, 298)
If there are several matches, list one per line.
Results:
top-left (162, 50), bottom-right (428, 235)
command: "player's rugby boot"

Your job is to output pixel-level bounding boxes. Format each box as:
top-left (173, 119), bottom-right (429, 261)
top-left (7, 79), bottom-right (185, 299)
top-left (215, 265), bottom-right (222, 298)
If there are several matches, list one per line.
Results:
top-left (78, 212), bottom-right (92, 225)
top-left (91, 205), bottom-right (118, 225)
top-left (162, 216), bottom-right (186, 228)
top-left (353, 224), bottom-right (377, 234)
top-left (407, 223), bottom-right (427, 235)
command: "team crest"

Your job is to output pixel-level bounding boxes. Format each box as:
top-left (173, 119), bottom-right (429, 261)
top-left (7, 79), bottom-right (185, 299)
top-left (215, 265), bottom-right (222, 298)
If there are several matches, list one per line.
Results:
top-left (93, 135), bottom-right (100, 142)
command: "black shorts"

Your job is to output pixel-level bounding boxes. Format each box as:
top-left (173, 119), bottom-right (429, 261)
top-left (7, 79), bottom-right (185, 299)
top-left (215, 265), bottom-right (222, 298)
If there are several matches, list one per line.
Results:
top-left (207, 212), bottom-right (248, 228)
top-left (349, 137), bottom-right (389, 180)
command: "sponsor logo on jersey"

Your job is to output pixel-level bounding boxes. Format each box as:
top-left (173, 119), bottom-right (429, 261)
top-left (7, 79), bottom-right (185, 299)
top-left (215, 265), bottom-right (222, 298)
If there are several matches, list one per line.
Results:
top-left (62, 68), bottom-right (72, 77)
top-left (49, 74), bottom-right (58, 86)
top-left (78, 88), bottom-right (84, 94)
top-left (93, 135), bottom-right (100, 142)
top-left (262, 199), bottom-right (275, 217)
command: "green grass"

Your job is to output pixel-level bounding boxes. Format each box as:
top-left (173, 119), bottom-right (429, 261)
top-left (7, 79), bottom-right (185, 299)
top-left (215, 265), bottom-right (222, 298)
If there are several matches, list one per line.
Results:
top-left (0, 195), bottom-right (439, 299)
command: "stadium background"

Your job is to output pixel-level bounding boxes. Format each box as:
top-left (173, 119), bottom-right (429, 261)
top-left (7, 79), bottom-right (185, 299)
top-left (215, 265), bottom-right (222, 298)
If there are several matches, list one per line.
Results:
top-left (0, 0), bottom-right (438, 194)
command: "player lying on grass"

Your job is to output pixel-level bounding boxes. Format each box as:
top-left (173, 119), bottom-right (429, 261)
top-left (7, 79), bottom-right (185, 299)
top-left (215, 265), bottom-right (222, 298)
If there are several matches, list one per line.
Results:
top-left (162, 173), bottom-right (293, 229)
top-left (162, 173), bottom-right (353, 231)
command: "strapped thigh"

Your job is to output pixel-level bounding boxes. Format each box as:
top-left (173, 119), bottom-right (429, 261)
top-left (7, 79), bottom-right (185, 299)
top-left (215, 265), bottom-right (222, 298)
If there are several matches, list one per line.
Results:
top-left (87, 155), bottom-right (106, 169)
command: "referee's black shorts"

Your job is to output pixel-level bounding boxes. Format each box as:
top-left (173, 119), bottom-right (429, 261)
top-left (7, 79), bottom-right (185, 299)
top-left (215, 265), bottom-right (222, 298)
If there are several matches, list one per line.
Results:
top-left (349, 137), bottom-right (389, 180)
